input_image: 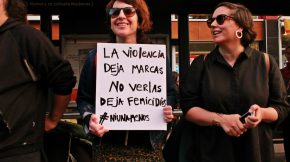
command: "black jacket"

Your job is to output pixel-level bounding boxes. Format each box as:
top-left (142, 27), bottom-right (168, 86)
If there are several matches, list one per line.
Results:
top-left (0, 18), bottom-right (76, 156)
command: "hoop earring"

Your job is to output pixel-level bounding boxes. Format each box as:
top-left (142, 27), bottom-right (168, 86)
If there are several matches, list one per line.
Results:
top-left (236, 30), bottom-right (243, 39)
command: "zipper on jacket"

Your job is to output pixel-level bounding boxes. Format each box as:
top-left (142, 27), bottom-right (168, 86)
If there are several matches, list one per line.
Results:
top-left (23, 58), bottom-right (38, 82)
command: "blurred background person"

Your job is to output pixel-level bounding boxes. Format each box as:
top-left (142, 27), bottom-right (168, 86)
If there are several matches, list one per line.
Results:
top-left (172, 71), bottom-right (180, 108)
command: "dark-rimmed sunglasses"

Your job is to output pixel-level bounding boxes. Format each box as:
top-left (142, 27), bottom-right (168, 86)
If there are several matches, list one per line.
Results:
top-left (107, 7), bottom-right (137, 18)
top-left (206, 14), bottom-right (234, 28)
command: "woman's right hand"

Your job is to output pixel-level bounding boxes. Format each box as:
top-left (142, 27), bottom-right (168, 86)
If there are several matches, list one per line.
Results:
top-left (89, 114), bottom-right (109, 137)
top-left (219, 114), bottom-right (247, 137)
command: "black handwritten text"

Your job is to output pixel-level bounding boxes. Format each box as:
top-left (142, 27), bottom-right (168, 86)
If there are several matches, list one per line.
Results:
top-left (122, 47), bottom-right (165, 59)
top-left (128, 81), bottom-right (161, 93)
top-left (104, 63), bottom-right (124, 76)
top-left (110, 113), bottom-right (150, 122)
top-left (132, 65), bottom-right (163, 74)
top-left (100, 97), bottom-right (124, 107)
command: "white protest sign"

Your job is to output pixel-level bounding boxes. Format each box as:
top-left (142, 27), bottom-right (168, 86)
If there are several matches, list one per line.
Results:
top-left (96, 43), bottom-right (167, 130)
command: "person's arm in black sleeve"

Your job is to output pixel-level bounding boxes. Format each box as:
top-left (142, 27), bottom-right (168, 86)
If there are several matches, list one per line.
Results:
top-left (76, 50), bottom-right (97, 132)
top-left (180, 55), bottom-right (205, 115)
top-left (32, 32), bottom-right (76, 131)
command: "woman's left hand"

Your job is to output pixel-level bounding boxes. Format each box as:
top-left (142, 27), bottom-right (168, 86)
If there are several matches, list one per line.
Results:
top-left (244, 104), bottom-right (263, 128)
top-left (163, 105), bottom-right (174, 122)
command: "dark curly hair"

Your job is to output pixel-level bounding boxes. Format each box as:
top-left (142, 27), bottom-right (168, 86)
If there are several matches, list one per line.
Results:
top-left (105, 0), bottom-right (153, 44)
top-left (216, 2), bottom-right (256, 47)
top-left (5, 0), bottom-right (27, 23)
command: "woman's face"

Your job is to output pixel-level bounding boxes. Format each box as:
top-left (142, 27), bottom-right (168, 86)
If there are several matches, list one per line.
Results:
top-left (210, 6), bottom-right (241, 45)
top-left (110, 1), bottom-right (139, 42)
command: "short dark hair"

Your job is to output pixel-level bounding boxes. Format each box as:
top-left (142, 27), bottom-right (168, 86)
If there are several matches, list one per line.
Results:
top-left (105, 0), bottom-right (152, 44)
top-left (216, 2), bottom-right (256, 47)
top-left (5, 0), bottom-right (27, 23)
top-left (106, 0), bottom-right (152, 32)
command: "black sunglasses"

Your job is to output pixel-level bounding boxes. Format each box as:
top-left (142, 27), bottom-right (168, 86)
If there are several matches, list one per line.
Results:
top-left (107, 7), bottom-right (137, 18)
top-left (206, 14), bottom-right (234, 28)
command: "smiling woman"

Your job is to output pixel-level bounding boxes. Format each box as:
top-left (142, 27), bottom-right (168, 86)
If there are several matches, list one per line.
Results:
top-left (174, 2), bottom-right (290, 162)
top-left (109, 1), bottom-right (138, 41)
top-left (104, 0), bottom-right (152, 44)
top-left (76, 0), bottom-right (177, 161)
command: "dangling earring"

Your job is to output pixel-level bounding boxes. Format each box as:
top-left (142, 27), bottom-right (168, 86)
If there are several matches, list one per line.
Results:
top-left (236, 30), bottom-right (243, 39)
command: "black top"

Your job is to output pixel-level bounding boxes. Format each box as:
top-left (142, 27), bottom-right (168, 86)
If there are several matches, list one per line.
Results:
top-left (180, 47), bottom-right (289, 162)
top-left (0, 19), bottom-right (76, 154)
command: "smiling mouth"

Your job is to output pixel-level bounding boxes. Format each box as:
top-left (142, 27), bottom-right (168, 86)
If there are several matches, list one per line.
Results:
top-left (116, 22), bottom-right (129, 26)
top-left (212, 31), bottom-right (222, 35)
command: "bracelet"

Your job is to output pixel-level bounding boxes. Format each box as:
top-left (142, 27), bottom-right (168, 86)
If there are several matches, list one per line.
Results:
top-left (212, 113), bottom-right (223, 127)
top-left (212, 119), bottom-right (220, 126)
top-left (216, 112), bottom-right (224, 117)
